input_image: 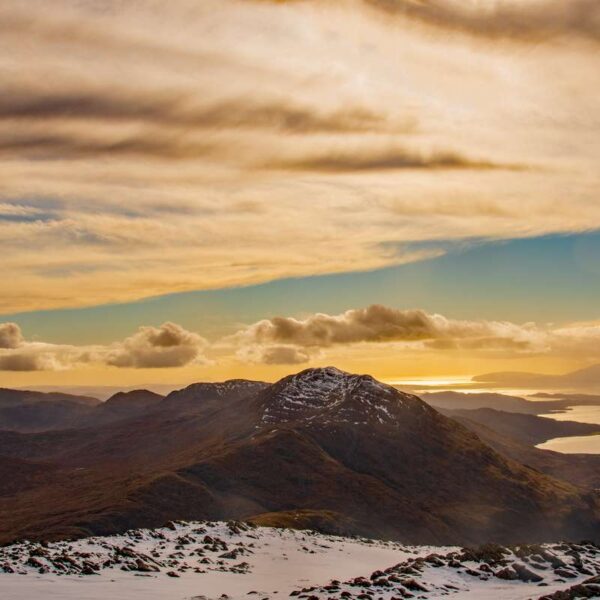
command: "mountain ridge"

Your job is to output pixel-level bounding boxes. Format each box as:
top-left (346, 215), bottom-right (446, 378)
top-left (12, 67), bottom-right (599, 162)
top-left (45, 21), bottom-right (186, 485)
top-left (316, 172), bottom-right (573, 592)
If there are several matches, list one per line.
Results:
top-left (474, 364), bottom-right (600, 389)
top-left (0, 367), bottom-right (598, 545)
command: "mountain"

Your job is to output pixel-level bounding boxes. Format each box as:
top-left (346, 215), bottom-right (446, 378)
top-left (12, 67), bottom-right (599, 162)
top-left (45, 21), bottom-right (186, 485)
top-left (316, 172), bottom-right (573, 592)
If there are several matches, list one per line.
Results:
top-left (422, 390), bottom-right (545, 413)
top-left (533, 392), bottom-right (600, 405)
top-left (0, 388), bottom-right (100, 432)
top-left (0, 367), bottom-right (598, 546)
top-left (161, 379), bottom-right (269, 414)
top-left (0, 388), bottom-right (99, 407)
top-left (0, 388), bottom-right (165, 432)
top-left (22, 384), bottom-right (177, 401)
top-left (422, 389), bottom-right (600, 415)
top-left (446, 410), bottom-right (600, 491)
top-left (89, 389), bottom-right (165, 425)
top-left (474, 364), bottom-right (600, 389)
top-left (103, 389), bottom-right (164, 409)
top-left (438, 407), bottom-right (600, 446)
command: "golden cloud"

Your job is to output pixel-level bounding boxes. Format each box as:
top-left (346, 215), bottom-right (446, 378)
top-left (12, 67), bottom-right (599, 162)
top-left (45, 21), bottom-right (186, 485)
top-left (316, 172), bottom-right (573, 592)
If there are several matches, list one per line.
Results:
top-left (365, 0), bottom-right (600, 44)
top-left (105, 322), bottom-right (209, 369)
top-left (0, 0), bottom-right (597, 313)
top-left (230, 305), bottom-right (600, 364)
top-left (0, 323), bottom-right (24, 349)
top-left (0, 322), bottom-right (209, 371)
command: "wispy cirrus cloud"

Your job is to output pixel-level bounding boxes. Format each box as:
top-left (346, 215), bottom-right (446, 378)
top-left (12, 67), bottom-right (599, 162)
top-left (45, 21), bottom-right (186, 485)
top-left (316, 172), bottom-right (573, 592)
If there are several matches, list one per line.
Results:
top-left (0, 131), bottom-right (217, 160)
top-left (364, 0), bottom-right (600, 44)
top-left (271, 147), bottom-right (523, 173)
top-left (0, 0), bottom-right (597, 314)
top-left (0, 90), bottom-right (388, 134)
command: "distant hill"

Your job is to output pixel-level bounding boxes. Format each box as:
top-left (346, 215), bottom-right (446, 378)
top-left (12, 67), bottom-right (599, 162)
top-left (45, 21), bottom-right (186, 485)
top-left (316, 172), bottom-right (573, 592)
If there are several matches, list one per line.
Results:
top-left (0, 367), bottom-right (597, 546)
top-left (422, 389), bottom-right (600, 415)
top-left (473, 364), bottom-right (600, 389)
top-left (532, 392), bottom-right (600, 405)
top-left (422, 390), bottom-right (541, 412)
top-left (439, 407), bottom-right (599, 446)
top-left (445, 408), bottom-right (600, 491)
top-left (0, 388), bottom-right (100, 433)
top-left (421, 390), bottom-right (567, 414)
top-left (21, 384), bottom-right (177, 401)
top-left (0, 388), bottom-right (166, 432)
top-left (0, 388), bottom-right (99, 407)
top-left (90, 390), bottom-right (165, 425)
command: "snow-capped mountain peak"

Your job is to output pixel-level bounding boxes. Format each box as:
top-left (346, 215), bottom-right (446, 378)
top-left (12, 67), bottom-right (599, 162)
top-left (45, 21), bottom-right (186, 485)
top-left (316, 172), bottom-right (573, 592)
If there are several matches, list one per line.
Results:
top-left (260, 367), bottom-right (423, 425)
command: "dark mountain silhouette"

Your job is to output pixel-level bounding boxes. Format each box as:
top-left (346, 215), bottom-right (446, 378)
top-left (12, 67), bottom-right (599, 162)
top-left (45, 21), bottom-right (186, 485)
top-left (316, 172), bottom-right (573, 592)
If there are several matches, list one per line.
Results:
top-left (89, 389), bottom-right (165, 425)
top-left (103, 389), bottom-right (164, 409)
top-left (0, 388), bottom-right (100, 432)
top-left (0, 388), bottom-right (99, 407)
top-left (161, 379), bottom-right (269, 414)
top-left (0, 388), bottom-right (165, 432)
top-left (0, 368), bottom-right (598, 546)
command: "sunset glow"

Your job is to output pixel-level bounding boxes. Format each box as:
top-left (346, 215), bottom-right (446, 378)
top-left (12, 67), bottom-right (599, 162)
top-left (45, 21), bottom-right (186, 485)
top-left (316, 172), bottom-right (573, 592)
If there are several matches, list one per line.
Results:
top-left (0, 0), bottom-right (599, 387)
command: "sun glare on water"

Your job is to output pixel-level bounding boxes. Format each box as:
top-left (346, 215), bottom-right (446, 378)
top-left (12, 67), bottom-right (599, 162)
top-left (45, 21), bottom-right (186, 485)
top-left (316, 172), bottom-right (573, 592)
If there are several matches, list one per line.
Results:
top-left (385, 376), bottom-right (475, 387)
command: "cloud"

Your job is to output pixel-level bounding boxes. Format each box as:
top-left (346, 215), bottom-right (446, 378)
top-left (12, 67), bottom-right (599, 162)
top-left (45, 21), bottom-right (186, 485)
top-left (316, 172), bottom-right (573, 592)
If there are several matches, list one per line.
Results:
top-left (105, 322), bottom-right (208, 369)
top-left (238, 344), bottom-right (311, 365)
top-left (271, 147), bottom-right (521, 173)
top-left (364, 0), bottom-right (600, 45)
top-left (234, 304), bottom-right (536, 346)
top-left (0, 340), bottom-right (89, 372)
top-left (0, 91), bottom-right (387, 134)
top-left (231, 305), bottom-right (600, 363)
top-left (4, 310), bottom-right (600, 370)
top-left (0, 321), bottom-right (209, 371)
top-left (0, 90), bottom-right (393, 161)
top-left (0, 0), bottom-right (597, 313)
top-left (0, 323), bottom-right (23, 349)
top-left (0, 353), bottom-right (48, 372)
top-left (0, 131), bottom-right (217, 160)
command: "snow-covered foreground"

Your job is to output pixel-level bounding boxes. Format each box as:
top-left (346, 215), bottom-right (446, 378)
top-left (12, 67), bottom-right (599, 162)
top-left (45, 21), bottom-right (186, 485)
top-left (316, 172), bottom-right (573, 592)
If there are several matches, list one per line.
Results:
top-left (0, 521), bottom-right (598, 600)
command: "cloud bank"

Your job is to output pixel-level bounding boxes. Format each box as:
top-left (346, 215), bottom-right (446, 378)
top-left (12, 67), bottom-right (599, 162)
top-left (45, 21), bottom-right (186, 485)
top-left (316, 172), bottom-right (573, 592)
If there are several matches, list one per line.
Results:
top-left (105, 322), bottom-right (208, 369)
top-left (4, 306), bottom-right (600, 370)
top-left (230, 305), bottom-right (600, 364)
top-left (0, 322), bottom-right (208, 371)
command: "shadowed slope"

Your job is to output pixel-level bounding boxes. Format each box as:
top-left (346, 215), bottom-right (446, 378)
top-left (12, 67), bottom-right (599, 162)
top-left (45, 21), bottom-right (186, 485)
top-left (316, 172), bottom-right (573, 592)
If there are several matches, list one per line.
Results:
top-left (0, 368), bottom-right (598, 545)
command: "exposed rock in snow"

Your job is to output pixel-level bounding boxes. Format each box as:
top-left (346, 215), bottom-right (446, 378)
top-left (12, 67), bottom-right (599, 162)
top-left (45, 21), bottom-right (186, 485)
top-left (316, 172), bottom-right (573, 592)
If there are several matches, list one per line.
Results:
top-left (0, 521), bottom-right (598, 600)
top-left (261, 366), bottom-right (424, 426)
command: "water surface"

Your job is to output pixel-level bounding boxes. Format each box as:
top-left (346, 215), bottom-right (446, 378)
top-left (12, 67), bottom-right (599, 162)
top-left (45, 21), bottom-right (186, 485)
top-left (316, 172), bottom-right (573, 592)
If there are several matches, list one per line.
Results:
top-left (536, 434), bottom-right (600, 454)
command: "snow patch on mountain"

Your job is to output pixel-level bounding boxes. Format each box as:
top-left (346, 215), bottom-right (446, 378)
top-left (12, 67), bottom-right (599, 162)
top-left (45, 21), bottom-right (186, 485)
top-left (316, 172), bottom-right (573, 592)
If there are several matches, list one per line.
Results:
top-left (180, 380), bottom-right (267, 399)
top-left (0, 521), bottom-right (428, 599)
top-left (261, 367), bottom-right (420, 426)
top-left (0, 521), bottom-right (598, 600)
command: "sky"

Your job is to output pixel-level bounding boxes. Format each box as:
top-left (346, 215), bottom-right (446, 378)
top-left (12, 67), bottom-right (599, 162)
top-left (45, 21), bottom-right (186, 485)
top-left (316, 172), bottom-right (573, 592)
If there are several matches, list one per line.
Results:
top-left (0, 0), bottom-right (599, 388)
